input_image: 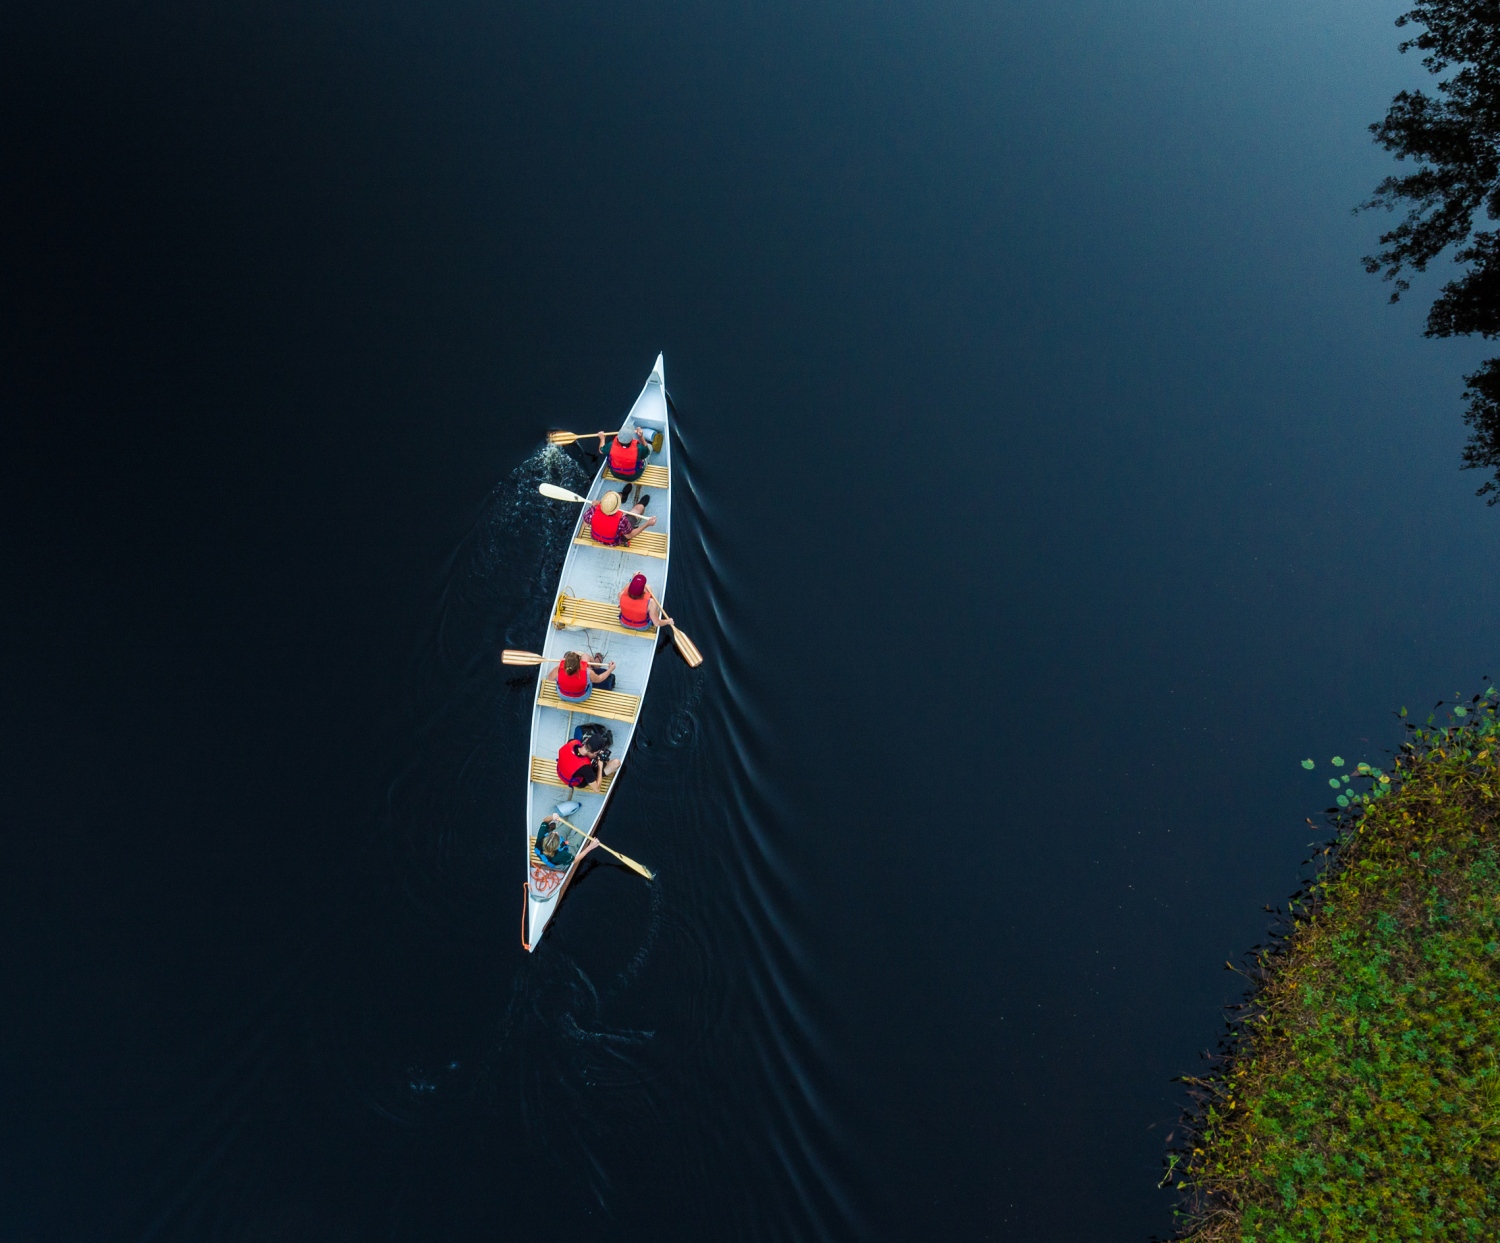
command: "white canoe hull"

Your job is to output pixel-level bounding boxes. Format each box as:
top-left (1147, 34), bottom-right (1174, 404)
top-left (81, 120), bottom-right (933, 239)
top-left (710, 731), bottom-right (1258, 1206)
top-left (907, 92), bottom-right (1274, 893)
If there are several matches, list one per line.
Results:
top-left (522, 354), bottom-right (670, 950)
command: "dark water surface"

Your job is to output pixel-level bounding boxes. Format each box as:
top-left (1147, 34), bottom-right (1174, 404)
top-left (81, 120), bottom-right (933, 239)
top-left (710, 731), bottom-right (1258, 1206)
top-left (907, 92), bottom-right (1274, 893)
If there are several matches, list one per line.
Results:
top-left (5, 0), bottom-right (1500, 1238)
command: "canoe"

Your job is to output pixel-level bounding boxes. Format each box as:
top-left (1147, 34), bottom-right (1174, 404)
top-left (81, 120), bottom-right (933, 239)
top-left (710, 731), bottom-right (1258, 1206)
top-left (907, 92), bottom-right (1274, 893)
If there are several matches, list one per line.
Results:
top-left (522, 354), bottom-right (671, 950)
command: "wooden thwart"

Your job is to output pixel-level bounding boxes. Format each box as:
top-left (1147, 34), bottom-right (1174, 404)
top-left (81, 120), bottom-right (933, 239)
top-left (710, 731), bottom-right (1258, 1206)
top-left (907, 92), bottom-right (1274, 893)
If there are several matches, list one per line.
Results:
top-left (530, 755), bottom-right (614, 793)
top-left (555, 595), bottom-right (658, 640)
top-left (604, 464), bottom-right (670, 489)
top-left (573, 527), bottom-right (668, 559)
top-left (537, 681), bottom-right (641, 723)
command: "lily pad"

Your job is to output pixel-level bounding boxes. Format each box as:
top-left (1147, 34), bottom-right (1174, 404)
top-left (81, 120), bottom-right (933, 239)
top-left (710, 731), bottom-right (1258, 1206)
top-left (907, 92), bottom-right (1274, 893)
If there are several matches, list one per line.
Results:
top-left (1336, 795), bottom-right (1350, 807)
top-left (1329, 779), bottom-right (1341, 789)
top-left (1332, 756), bottom-right (1344, 767)
top-left (1302, 758), bottom-right (1315, 770)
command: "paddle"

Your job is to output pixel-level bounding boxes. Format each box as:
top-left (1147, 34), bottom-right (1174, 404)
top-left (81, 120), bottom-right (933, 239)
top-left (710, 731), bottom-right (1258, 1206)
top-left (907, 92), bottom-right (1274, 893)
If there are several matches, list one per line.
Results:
top-left (547, 428), bottom-right (625, 447)
top-left (502, 649), bottom-right (609, 669)
top-left (535, 485), bottom-right (704, 668)
top-left (549, 428), bottom-right (606, 449)
top-left (658, 619), bottom-right (703, 669)
top-left (556, 816), bottom-right (655, 880)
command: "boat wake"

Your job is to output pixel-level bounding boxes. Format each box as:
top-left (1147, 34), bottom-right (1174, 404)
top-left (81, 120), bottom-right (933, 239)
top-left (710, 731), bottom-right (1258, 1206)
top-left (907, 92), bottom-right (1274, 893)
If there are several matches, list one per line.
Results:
top-left (310, 426), bottom-right (862, 1238)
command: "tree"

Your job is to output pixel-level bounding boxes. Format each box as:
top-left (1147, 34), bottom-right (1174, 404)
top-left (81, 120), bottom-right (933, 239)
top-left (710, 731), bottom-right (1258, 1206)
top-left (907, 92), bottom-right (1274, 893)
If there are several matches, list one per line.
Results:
top-left (1364, 2), bottom-right (1500, 500)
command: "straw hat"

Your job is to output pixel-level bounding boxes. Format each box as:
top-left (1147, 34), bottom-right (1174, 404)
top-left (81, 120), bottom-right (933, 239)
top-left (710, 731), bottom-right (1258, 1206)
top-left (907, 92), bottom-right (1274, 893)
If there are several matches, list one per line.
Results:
top-left (599, 491), bottom-right (622, 515)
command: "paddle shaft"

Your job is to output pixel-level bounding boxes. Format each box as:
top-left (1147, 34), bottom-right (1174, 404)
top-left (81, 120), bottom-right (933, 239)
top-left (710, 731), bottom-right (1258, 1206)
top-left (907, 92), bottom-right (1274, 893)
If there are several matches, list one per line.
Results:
top-left (501, 649), bottom-right (610, 670)
top-left (548, 425), bottom-right (662, 445)
top-left (547, 657), bottom-right (612, 671)
top-left (548, 427), bottom-right (628, 446)
top-left (555, 817), bottom-right (654, 880)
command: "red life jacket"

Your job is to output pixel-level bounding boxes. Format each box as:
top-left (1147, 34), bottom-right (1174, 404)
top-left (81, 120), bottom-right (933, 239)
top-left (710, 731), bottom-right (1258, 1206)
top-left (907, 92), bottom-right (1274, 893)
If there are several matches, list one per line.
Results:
top-left (590, 504), bottom-right (624, 543)
top-left (610, 435), bottom-right (641, 474)
top-left (556, 659), bottom-right (590, 698)
top-left (556, 739), bottom-right (591, 785)
top-left (618, 586), bottom-right (651, 627)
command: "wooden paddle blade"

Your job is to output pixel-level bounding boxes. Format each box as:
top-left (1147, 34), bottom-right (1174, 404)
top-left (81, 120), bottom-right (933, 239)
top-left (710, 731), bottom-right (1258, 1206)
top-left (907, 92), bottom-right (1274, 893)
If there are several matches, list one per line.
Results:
top-left (595, 839), bottom-right (655, 880)
top-left (670, 627), bottom-right (704, 668)
top-left (546, 429), bottom-right (608, 446)
top-left (538, 483), bottom-right (588, 504)
top-left (501, 649), bottom-right (545, 666)
top-left (612, 850), bottom-right (656, 881)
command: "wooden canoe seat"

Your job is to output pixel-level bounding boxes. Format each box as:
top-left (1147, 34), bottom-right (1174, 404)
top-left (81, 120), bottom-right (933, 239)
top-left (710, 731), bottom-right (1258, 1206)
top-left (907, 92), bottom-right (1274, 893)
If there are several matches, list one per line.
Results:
top-left (573, 526), bottom-right (668, 559)
top-left (530, 755), bottom-right (614, 793)
top-left (537, 680), bottom-right (641, 723)
top-left (604, 463), bottom-right (669, 489)
top-left (554, 595), bottom-right (658, 641)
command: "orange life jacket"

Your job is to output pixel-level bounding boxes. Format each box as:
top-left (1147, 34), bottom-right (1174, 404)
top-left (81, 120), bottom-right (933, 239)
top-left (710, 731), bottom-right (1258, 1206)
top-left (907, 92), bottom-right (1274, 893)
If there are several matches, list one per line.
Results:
top-left (556, 659), bottom-right (590, 698)
top-left (590, 504), bottom-right (624, 543)
top-left (610, 435), bottom-right (641, 474)
top-left (556, 739), bottom-right (591, 786)
top-left (618, 586), bottom-right (651, 626)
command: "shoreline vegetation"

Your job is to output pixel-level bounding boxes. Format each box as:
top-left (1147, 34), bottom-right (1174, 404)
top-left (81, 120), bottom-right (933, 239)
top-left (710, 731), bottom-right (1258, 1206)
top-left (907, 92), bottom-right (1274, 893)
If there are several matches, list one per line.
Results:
top-left (1362, 2), bottom-right (1500, 501)
top-left (1168, 692), bottom-right (1500, 1240)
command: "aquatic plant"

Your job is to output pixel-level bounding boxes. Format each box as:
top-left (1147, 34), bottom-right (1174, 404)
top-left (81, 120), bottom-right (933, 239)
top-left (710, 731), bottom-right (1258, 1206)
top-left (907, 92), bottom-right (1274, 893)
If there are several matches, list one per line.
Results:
top-left (1167, 689), bottom-right (1500, 1240)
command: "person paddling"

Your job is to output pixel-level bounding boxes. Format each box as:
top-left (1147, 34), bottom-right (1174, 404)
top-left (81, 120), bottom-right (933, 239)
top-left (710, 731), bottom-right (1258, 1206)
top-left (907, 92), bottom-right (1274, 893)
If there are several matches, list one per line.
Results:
top-left (555, 732), bottom-right (620, 793)
top-left (553, 650), bottom-right (616, 702)
top-left (587, 489), bottom-right (656, 547)
top-left (599, 425), bottom-right (651, 482)
top-left (534, 814), bottom-right (575, 869)
top-left (618, 572), bottom-right (672, 631)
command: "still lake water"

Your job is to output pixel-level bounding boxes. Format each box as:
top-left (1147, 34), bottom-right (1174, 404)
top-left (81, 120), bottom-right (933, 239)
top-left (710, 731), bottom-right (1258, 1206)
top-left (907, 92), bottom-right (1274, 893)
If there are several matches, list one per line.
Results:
top-left (5, 0), bottom-right (1500, 1237)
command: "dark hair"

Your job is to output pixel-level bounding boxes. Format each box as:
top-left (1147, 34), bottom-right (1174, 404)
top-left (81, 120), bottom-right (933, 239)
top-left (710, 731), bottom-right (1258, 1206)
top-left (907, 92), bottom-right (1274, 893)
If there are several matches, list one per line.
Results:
top-left (563, 652), bottom-right (581, 676)
top-left (579, 723), bottom-right (613, 752)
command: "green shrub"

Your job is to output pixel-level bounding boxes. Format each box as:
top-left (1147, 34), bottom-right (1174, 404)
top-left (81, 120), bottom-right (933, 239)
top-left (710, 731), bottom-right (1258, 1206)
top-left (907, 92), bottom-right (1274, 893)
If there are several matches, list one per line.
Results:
top-left (1170, 695), bottom-right (1500, 1241)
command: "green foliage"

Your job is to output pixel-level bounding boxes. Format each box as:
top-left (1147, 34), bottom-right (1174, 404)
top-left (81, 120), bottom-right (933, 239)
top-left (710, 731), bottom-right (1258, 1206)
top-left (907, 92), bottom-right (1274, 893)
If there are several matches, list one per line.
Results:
top-left (1362, 3), bottom-right (1500, 500)
top-left (1170, 691), bottom-right (1500, 1241)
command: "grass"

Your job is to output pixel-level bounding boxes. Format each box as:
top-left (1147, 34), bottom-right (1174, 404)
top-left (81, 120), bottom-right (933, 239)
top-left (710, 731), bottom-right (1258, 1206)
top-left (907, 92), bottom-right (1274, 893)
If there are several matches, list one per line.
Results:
top-left (1169, 693), bottom-right (1500, 1241)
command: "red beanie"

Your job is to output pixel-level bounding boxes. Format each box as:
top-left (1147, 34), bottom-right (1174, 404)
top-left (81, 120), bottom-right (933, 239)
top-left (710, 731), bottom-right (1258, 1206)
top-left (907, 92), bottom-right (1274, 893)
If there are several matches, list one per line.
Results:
top-left (628, 574), bottom-right (647, 598)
